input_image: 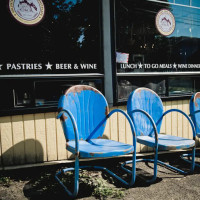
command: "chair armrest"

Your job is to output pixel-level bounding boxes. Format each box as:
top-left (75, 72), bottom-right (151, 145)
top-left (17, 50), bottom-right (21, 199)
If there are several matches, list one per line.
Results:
top-left (128, 109), bottom-right (159, 147)
top-left (57, 109), bottom-right (80, 154)
top-left (107, 108), bottom-right (136, 138)
top-left (162, 109), bottom-right (196, 140)
top-left (86, 108), bottom-right (137, 149)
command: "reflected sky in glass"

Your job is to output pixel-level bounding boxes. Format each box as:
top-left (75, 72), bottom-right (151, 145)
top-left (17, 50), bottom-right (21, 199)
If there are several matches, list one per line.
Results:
top-left (52, 0), bottom-right (82, 13)
top-left (162, 0), bottom-right (200, 7)
top-left (175, 0), bottom-right (190, 6)
top-left (168, 3), bottom-right (200, 38)
top-left (192, 0), bottom-right (200, 7)
top-left (65, 0), bottom-right (82, 4)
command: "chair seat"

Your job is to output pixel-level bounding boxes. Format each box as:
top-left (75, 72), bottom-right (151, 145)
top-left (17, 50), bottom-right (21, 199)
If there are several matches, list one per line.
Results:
top-left (67, 139), bottom-right (134, 158)
top-left (137, 134), bottom-right (195, 150)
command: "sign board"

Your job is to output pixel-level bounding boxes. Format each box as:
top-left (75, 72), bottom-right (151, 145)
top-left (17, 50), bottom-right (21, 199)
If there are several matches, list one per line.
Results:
top-left (155, 9), bottom-right (175, 36)
top-left (9, 0), bottom-right (45, 25)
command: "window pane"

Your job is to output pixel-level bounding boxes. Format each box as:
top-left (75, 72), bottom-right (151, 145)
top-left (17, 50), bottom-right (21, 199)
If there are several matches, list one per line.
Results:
top-left (34, 79), bottom-right (103, 106)
top-left (192, 0), bottom-right (200, 7)
top-left (168, 77), bottom-right (194, 95)
top-left (175, 0), bottom-right (190, 6)
top-left (117, 77), bottom-right (166, 100)
top-left (0, 0), bottom-right (102, 75)
top-left (115, 0), bottom-right (200, 73)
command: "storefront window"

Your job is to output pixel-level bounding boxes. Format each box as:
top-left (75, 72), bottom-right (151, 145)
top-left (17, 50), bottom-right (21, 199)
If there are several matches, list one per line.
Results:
top-left (114, 0), bottom-right (200, 102)
top-left (115, 0), bottom-right (200, 73)
top-left (0, 78), bottom-right (103, 115)
top-left (0, 0), bottom-right (102, 75)
top-left (0, 0), bottom-right (103, 115)
top-left (34, 79), bottom-right (103, 107)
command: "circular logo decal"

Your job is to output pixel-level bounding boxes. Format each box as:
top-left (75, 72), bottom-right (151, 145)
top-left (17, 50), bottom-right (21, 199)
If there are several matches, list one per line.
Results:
top-left (155, 9), bottom-right (175, 36)
top-left (9, 0), bottom-right (45, 25)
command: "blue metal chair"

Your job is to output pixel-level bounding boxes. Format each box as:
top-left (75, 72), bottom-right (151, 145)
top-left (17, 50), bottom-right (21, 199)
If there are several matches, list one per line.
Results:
top-left (181, 92), bottom-right (200, 167)
top-left (55, 85), bottom-right (137, 198)
top-left (124, 87), bottom-right (196, 183)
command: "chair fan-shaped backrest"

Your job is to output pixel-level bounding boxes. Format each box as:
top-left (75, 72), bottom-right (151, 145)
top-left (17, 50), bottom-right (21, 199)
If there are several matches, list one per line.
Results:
top-left (127, 88), bottom-right (163, 136)
top-left (58, 85), bottom-right (108, 141)
top-left (190, 92), bottom-right (200, 135)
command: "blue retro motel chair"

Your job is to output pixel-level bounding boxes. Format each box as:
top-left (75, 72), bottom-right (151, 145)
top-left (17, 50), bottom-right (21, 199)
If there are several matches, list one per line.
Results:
top-left (122, 87), bottom-right (196, 183)
top-left (182, 92), bottom-right (200, 167)
top-left (55, 85), bottom-right (137, 198)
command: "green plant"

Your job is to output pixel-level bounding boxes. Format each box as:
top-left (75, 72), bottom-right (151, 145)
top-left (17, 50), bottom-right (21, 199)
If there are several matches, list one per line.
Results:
top-left (76, 170), bottom-right (125, 199)
top-left (30, 169), bottom-right (125, 199)
top-left (92, 177), bottom-right (125, 199)
top-left (0, 176), bottom-right (11, 187)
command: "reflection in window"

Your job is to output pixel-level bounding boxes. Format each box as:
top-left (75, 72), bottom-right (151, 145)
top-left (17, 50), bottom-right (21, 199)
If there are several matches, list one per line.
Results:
top-left (192, 0), bottom-right (200, 7)
top-left (175, 0), bottom-right (190, 6)
top-left (115, 0), bottom-right (200, 73)
top-left (117, 77), bottom-right (166, 100)
top-left (34, 79), bottom-right (103, 106)
top-left (168, 77), bottom-right (194, 95)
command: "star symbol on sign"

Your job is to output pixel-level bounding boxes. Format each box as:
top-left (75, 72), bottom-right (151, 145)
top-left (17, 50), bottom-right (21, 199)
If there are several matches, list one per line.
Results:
top-left (173, 63), bottom-right (177, 68)
top-left (46, 62), bottom-right (53, 70)
top-left (138, 63), bottom-right (143, 69)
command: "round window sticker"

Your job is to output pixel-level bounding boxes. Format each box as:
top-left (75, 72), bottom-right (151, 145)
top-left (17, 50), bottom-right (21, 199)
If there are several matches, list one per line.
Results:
top-left (155, 9), bottom-right (175, 36)
top-left (9, 0), bottom-right (45, 25)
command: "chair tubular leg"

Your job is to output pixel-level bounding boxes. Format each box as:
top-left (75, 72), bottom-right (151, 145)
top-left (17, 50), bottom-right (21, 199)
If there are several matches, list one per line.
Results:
top-left (156, 148), bottom-right (195, 175)
top-left (55, 164), bottom-right (136, 198)
top-left (121, 147), bottom-right (195, 183)
top-left (55, 152), bottom-right (136, 198)
top-left (157, 147), bottom-right (195, 175)
top-left (121, 148), bottom-right (158, 183)
top-left (55, 156), bottom-right (79, 198)
top-left (181, 148), bottom-right (198, 168)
